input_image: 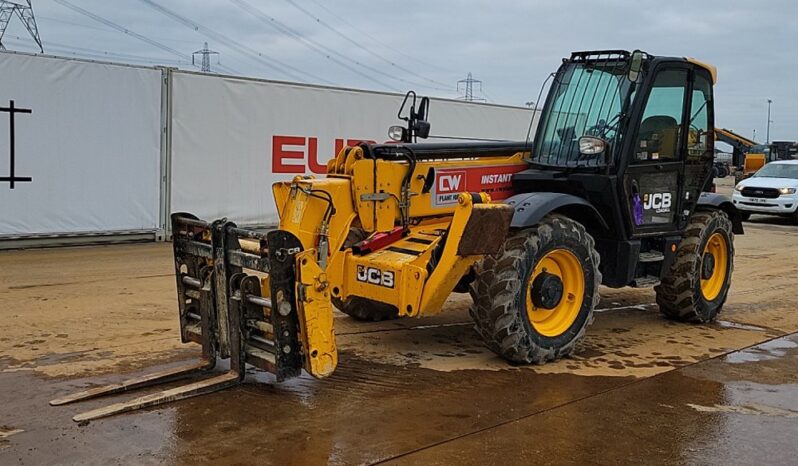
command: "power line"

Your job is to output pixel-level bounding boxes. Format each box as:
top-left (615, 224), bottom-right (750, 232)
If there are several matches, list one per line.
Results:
top-left (457, 72), bottom-right (485, 102)
top-left (52, 1), bottom-right (240, 74)
top-left (7, 35), bottom-right (187, 63)
top-left (0, 0), bottom-right (43, 52)
top-left (137, 0), bottom-right (334, 85)
top-left (305, 0), bottom-right (451, 73)
top-left (282, 0), bottom-right (453, 91)
top-left (7, 37), bottom-right (190, 66)
top-left (38, 14), bottom-right (202, 44)
top-left (231, 0), bottom-right (401, 91)
top-left (53, 1), bottom-right (188, 61)
top-left (192, 41), bottom-right (219, 72)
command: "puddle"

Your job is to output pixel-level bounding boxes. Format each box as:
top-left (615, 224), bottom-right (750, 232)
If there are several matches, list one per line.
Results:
top-left (726, 337), bottom-right (798, 364)
top-left (688, 402), bottom-right (798, 418)
top-left (716, 320), bottom-right (769, 332)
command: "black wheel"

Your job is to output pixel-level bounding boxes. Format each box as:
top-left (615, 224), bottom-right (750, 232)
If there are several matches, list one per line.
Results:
top-left (655, 210), bottom-right (734, 322)
top-left (739, 212), bottom-right (751, 222)
top-left (332, 296), bottom-right (399, 321)
top-left (469, 215), bottom-right (601, 364)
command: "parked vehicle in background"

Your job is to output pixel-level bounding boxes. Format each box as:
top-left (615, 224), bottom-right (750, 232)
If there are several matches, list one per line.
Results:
top-left (733, 160), bottom-right (798, 221)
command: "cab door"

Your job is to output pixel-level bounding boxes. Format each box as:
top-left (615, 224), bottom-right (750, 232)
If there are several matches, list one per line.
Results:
top-left (623, 67), bottom-right (690, 235)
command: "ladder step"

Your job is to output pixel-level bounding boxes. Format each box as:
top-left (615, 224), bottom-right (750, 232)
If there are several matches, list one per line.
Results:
top-left (632, 275), bottom-right (661, 287)
top-left (639, 251), bottom-right (665, 262)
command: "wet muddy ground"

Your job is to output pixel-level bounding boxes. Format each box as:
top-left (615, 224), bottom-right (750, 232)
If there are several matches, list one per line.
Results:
top-left (2, 209), bottom-right (798, 464)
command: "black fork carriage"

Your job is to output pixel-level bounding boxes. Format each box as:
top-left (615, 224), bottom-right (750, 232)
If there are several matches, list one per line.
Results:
top-left (49, 213), bottom-right (304, 423)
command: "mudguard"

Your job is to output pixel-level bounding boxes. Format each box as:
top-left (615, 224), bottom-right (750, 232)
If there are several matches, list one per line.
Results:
top-left (504, 192), bottom-right (608, 230)
top-left (697, 192), bottom-right (744, 234)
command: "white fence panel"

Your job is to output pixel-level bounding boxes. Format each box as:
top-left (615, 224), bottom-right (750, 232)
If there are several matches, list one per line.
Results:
top-left (170, 71), bottom-right (535, 225)
top-left (0, 52), bottom-right (162, 237)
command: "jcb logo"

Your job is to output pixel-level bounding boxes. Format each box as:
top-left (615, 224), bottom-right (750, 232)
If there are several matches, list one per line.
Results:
top-left (437, 172), bottom-right (464, 193)
top-left (643, 192), bottom-right (672, 211)
top-left (356, 265), bottom-right (395, 288)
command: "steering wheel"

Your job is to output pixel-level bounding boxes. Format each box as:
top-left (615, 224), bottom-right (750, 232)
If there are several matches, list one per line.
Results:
top-left (586, 113), bottom-right (621, 139)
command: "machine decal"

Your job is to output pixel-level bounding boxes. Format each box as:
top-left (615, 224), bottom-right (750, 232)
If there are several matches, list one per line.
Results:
top-left (356, 265), bottom-right (395, 288)
top-left (432, 164), bottom-right (525, 207)
top-left (643, 192), bottom-right (672, 213)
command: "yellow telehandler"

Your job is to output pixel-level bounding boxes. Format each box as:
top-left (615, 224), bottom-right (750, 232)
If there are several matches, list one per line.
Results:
top-left (52, 50), bottom-right (743, 423)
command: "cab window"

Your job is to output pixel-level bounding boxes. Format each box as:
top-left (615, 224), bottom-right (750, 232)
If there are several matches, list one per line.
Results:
top-left (688, 72), bottom-right (712, 161)
top-left (634, 69), bottom-right (688, 162)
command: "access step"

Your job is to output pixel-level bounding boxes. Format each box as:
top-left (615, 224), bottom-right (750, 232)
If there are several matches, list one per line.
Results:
top-left (638, 251), bottom-right (665, 262)
top-left (632, 275), bottom-right (661, 287)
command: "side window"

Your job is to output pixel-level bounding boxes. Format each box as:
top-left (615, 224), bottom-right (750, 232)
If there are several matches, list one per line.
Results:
top-left (688, 72), bottom-right (712, 161)
top-left (634, 69), bottom-right (688, 162)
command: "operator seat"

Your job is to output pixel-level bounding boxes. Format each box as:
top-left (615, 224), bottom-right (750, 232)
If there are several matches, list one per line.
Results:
top-left (637, 115), bottom-right (680, 160)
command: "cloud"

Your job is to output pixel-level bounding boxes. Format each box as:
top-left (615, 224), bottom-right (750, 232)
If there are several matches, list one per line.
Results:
top-left (3, 0), bottom-right (795, 141)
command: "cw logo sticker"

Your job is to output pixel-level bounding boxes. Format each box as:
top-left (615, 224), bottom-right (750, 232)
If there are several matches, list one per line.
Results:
top-left (437, 172), bottom-right (464, 193)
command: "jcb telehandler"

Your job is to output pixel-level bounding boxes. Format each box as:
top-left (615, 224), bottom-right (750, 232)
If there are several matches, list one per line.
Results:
top-left (52, 50), bottom-right (742, 422)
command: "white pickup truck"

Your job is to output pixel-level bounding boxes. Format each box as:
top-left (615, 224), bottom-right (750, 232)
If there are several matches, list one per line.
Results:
top-left (732, 160), bottom-right (798, 221)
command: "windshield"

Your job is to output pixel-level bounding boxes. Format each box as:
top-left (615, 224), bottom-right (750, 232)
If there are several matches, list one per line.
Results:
top-left (753, 163), bottom-right (798, 179)
top-left (748, 144), bottom-right (770, 155)
top-left (532, 58), bottom-right (634, 167)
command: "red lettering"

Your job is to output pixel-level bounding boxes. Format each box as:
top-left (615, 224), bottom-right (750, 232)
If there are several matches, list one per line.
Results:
top-left (273, 135), bottom-right (381, 174)
top-left (307, 137), bottom-right (328, 174)
top-left (272, 135), bottom-right (306, 174)
top-left (334, 138), bottom-right (345, 157)
top-left (334, 138), bottom-right (377, 158)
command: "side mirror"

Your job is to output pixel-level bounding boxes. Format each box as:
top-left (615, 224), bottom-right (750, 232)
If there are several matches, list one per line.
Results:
top-left (391, 91), bottom-right (432, 142)
top-left (579, 136), bottom-right (606, 155)
top-left (414, 120), bottom-right (431, 139)
top-left (628, 50), bottom-right (644, 82)
top-left (416, 97), bottom-right (429, 122)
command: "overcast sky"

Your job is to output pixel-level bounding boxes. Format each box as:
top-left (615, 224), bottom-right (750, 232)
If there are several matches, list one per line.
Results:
top-left (3, 0), bottom-right (796, 143)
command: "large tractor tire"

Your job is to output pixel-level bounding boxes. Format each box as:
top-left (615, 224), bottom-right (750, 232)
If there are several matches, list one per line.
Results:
top-left (332, 296), bottom-right (400, 322)
top-left (469, 215), bottom-right (601, 364)
top-left (655, 209), bottom-right (734, 322)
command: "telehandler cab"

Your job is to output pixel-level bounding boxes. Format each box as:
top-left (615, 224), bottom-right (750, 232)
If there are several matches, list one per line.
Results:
top-left (52, 50), bottom-right (742, 422)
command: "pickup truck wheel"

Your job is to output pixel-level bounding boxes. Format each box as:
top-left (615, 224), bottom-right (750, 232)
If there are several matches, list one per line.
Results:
top-left (469, 215), bottom-right (600, 364)
top-left (655, 210), bottom-right (734, 322)
top-left (332, 297), bottom-right (399, 321)
top-left (739, 212), bottom-right (751, 222)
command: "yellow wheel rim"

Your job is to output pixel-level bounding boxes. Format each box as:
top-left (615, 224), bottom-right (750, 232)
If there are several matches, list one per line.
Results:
top-left (700, 232), bottom-right (728, 301)
top-left (525, 249), bottom-right (585, 337)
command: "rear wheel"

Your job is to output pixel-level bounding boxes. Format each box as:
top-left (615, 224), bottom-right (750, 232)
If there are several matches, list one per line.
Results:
top-left (469, 215), bottom-right (601, 364)
top-left (655, 210), bottom-right (734, 322)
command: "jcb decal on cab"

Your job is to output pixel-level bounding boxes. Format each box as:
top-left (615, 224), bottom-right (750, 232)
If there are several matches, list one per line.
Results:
top-left (432, 164), bottom-right (526, 207)
top-left (643, 192), bottom-right (672, 213)
top-left (356, 265), bottom-right (395, 288)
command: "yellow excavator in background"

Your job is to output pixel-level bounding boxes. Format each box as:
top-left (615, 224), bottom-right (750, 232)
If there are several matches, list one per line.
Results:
top-left (714, 128), bottom-right (767, 180)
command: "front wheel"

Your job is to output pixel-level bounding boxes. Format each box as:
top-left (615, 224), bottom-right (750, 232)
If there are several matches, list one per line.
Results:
top-left (655, 209), bottom-right (734, 322)
top-left (469, 215), bottom-right (601, 364)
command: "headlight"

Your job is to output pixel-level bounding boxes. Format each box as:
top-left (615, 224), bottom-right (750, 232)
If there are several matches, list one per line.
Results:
top-left (388, 125), bottom-right (406, 142)
top-left (578, 136), bottom-right (606, 155)
top-left (778, 187), bottom-right (797, 195)
top-left (734, 184), bottom-right (744, 192)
